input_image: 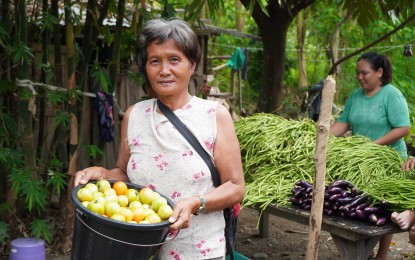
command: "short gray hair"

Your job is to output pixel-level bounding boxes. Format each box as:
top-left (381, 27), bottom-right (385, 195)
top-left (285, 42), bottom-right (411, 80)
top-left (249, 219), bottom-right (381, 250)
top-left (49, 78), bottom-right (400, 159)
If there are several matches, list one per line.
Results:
top-left (137, 18), bottom-right (201, 78)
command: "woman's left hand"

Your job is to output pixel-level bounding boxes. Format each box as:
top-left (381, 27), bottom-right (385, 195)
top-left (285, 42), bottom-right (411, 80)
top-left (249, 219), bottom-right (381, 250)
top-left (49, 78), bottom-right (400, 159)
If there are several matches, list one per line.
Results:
top-left (168, 197), bottom-right (199, 231)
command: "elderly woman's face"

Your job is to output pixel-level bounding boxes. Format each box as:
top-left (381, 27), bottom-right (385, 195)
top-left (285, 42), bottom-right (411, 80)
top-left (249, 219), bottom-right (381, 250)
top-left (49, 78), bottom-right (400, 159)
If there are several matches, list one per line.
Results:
top-left (145, 39), bottom-right (195, 96)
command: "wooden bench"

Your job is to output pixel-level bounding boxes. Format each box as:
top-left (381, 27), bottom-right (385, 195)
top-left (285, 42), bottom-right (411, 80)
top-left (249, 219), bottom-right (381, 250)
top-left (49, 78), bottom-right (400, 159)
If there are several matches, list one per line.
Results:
top-left (256, 204), bottom-right (406, 260)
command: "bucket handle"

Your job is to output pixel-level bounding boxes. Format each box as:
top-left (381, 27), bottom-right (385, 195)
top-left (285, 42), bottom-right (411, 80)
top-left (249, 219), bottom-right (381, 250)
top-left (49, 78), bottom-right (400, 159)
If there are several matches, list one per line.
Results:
top-left (76, 212), bottom-right (179, 247)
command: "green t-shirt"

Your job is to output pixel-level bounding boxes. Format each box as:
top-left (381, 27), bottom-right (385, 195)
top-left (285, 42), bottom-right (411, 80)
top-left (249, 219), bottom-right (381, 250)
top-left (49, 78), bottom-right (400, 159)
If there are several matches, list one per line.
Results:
top-left (338, 84), bottom-right (410, 156)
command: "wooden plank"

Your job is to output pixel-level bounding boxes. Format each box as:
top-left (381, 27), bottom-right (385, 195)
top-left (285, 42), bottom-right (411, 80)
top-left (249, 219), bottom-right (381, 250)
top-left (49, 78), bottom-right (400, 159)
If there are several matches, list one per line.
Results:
top-left (258, 204), bottom-right (404, 241)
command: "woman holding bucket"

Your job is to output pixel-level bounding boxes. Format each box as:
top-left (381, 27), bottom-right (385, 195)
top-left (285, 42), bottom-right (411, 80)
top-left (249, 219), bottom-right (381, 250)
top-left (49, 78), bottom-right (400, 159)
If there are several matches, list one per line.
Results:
top-left (75, 18), bottom-right (245, 259)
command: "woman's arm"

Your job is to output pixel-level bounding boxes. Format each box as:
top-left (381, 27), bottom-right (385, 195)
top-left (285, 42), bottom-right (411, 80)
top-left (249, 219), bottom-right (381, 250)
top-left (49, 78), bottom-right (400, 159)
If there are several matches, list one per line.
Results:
top-left (330, 122), bottom-right (350, 137)
top-left (74, 106), bottom-right (133, 186)
top-left (373, 126), bottom-right (410, 146)
top-left (203, 104), bottom-right (245, 210)
top-left (168, 104), bottom-right (245, 230)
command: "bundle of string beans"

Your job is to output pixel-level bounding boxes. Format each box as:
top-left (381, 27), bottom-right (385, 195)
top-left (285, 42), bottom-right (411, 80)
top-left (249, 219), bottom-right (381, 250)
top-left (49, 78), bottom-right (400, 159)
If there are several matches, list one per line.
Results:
top-left (235, 113), bottom-right (415, 212)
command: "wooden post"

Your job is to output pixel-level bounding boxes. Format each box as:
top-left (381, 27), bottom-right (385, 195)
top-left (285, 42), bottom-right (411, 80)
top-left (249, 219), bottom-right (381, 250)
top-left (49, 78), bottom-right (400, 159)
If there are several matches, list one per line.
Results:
top-left (305, 75), bottom-right (336, 260)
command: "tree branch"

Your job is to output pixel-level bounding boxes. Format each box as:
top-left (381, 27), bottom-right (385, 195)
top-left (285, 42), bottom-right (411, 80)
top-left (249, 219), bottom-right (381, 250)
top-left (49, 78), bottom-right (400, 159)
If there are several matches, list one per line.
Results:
top-left (328, 12), bottom-right (415, 75)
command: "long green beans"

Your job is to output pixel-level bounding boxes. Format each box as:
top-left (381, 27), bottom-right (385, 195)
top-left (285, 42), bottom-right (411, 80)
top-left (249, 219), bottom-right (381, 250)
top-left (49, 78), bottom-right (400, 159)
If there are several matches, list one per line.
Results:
top-left (235, 113), bottom-right (415, 212)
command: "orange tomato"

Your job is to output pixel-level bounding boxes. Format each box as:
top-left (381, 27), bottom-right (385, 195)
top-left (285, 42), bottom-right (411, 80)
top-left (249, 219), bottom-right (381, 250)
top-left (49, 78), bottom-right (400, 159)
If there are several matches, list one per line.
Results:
top-left (132, 207), bottom-right (146, 223)
top-left (113, 181), bottom-right (128, 196)
top-left (120, 207), bottom-right (134, 222)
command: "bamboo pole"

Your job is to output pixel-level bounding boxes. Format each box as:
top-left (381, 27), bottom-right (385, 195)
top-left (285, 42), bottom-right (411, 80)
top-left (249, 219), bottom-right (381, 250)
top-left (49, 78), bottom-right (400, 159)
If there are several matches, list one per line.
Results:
top-left (305, 75), bottom-right (336, 260)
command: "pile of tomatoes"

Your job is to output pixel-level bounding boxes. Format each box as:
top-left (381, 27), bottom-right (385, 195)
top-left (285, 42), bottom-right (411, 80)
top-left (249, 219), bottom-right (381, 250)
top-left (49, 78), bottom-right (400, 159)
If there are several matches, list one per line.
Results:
top-left (76, 180), bottom-right (174, 224)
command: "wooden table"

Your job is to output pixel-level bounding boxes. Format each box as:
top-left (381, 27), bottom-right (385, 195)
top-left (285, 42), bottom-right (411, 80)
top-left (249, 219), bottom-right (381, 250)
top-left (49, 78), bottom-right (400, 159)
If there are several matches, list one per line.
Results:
top-left (256, 204), bottom-right (406, 260)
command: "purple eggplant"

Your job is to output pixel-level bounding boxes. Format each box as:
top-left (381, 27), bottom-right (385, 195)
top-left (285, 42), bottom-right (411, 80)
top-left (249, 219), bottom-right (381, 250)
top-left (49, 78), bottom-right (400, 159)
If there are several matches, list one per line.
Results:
top-left (350, 187), bottom-right (362, 196)
top-left (376, 217), bottom-right (388, 226)
top-left (355, 202), bottom-right (370, 211)
top-left (329, 193), bottom-right (343, 202)
top-left (367, 214), bottom-right (378, 224)
top-left (302, 204), bottom-right (311, 210)
top-left (364, 207), bottom-right (381, 215)
top-left (349, 194), bottom-right (369, 208)
top-left (324, 193), bottom-right (330, 200)
top-left (328, 186), bottom-right (344, 194)
top-left (324, 201), bottom-right (332, 208)
top-left (330, 179), bottom-right (354, 189)
top-left (341, 190), bottom-right (351, 198)
top-left (290, 197), bottom-right (301, 205)
top-left (293, 188), bottom-right (305, 199)
top-left (348, 212), bottom-right (358, 219)
top-left (295, 180), bottom-right (312, 189)
top-left (355, 209), bottom-right (367, 221)
top-left (337, 197), bottom-right (355, 204)
top-left (327, 209), bottom-right (335, 216)
top-left (302, 198), bottom-right (312, 205)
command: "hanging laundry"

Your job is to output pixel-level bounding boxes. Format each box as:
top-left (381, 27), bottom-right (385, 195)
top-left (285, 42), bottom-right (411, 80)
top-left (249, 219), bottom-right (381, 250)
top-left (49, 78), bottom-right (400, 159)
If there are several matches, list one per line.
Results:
top-left (227, 47), bottom-right (246, 71)
top-left (93, 90), bottom-right (115, 142)
top-left (241, 48), bottom-right (249, 80)
top-left (404, 44), bottom-right (413, 57)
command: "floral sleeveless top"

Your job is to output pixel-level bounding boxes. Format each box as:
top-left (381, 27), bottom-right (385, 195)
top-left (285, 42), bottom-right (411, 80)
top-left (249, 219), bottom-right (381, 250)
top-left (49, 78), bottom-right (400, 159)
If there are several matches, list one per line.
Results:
top-left (127, 97), bottom-right (226, 259)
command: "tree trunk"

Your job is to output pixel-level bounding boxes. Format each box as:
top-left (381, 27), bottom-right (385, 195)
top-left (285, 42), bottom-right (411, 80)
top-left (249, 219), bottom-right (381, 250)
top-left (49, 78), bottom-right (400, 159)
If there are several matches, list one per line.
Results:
top-left (297, 7), bottom-right (308, 89)
top-left (76, 0), bottom-right (111, 169)
top-left (1, 0), bottom-right (11, 80)
top-left (235, 0), bottom-right (246, 32)
top-left (61, 0), bottom-right (78, 252)
top-left (306, 76), bottom-right (336, 260)
top-left (15, 0), bottom-right (37, 176)
top-left (240, 0), bottom-right (314, 113)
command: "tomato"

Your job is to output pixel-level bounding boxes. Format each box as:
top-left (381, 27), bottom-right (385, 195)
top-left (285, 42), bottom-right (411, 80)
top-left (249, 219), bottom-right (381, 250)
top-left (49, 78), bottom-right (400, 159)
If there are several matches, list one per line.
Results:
top-left (151, 197), bottom-right (167, 212)
top-left (158, 205), bottom-right (173, 220)
top-left (120, 207), bottom-right (134, 222)
top-left (145, 213), bottom-right (162, 223)
top-left (110, 213), bottom-right (126, 222)
top-left (77, 187), bottom-right (94, 202)
top-left (104, 194), bottom-right (118, 203)
top-left (84, 183), bottom-right (99, 193)
top-left (92, 191), bottom-right (104, 198)
top-left (128, 200), bottom-right (143, 210)
top-left (113, 181), bottom-right (128, 196)
top-left (105, 201), bottom-right (121, 217)
top-left (103, 188), bottom-right (117, 197)
top-left (139, 187), bottom-right (156, 205)
top-left (96, 180), bottom-right (111, 193)
top-left (117, 195), bottom-right (129, 207)
top-left (132, 207), bottom-right (146, 223)
top-left (124, 188), bottom-right (140, 203)
top-left (87, 199), bottom-right (106, 215)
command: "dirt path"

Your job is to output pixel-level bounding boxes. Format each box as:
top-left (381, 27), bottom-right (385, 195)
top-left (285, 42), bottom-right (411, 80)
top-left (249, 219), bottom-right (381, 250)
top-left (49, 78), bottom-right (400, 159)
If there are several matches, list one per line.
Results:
top-left (235, 207), bottom-right (415, 260)
top-left (5, 207), bottom-right (415, 260)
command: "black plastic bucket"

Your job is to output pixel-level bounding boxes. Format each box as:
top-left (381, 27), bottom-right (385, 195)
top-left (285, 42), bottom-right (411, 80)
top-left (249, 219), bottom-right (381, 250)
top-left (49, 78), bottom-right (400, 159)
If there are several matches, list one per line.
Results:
top-left (71, 181), bottom-right (175, 260)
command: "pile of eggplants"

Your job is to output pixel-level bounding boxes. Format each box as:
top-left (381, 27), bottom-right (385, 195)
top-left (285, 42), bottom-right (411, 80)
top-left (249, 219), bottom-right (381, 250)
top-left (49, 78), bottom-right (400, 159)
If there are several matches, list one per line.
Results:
top-left (290, 179), bottom-right (391, 226)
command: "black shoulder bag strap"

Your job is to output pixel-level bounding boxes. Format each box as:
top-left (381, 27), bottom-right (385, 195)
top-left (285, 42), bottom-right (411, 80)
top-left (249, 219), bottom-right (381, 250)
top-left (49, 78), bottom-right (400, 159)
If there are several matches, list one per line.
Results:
top-left (157, 99), bottom-right (221, 187)
top-left (157, 99), bottom-right (235, 260)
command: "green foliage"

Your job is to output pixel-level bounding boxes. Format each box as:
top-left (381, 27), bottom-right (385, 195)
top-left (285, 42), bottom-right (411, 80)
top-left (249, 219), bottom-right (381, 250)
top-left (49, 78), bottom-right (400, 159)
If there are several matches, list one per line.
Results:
top-left (11, 45), bottom-right (34, 65)
top-left (91, 62), bottom-right (111, 92)
top-left (8, 168), bottom-right (49, 214)
top-left (39, 13), bottom-right (60, 32)
top-left (0, 221), bottom-right (8, 244)
top-left (87, 144), bottom-right (105, 159)
top-left (46, 154), bottom-right (67, 197)
top-left (29, 219), bottom-right (51, 243)
top-left (54, 110), bottom-right (72, 129)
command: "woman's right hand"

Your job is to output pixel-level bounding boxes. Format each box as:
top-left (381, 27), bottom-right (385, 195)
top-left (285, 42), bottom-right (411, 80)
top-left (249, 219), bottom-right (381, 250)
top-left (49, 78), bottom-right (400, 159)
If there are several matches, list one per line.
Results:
top-left (74, 166), bottom-right (106, 187)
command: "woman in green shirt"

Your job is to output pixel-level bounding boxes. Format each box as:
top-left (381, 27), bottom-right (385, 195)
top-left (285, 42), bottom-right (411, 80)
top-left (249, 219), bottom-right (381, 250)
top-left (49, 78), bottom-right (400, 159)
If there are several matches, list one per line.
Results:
top-left (330, 52), bottom-right (410, 260)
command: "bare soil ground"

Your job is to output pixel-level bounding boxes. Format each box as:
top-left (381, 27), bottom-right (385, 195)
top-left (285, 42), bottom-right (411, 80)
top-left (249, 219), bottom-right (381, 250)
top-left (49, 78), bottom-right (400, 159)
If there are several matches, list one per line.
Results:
top-left (3, 207), bottom-right (415, 260)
